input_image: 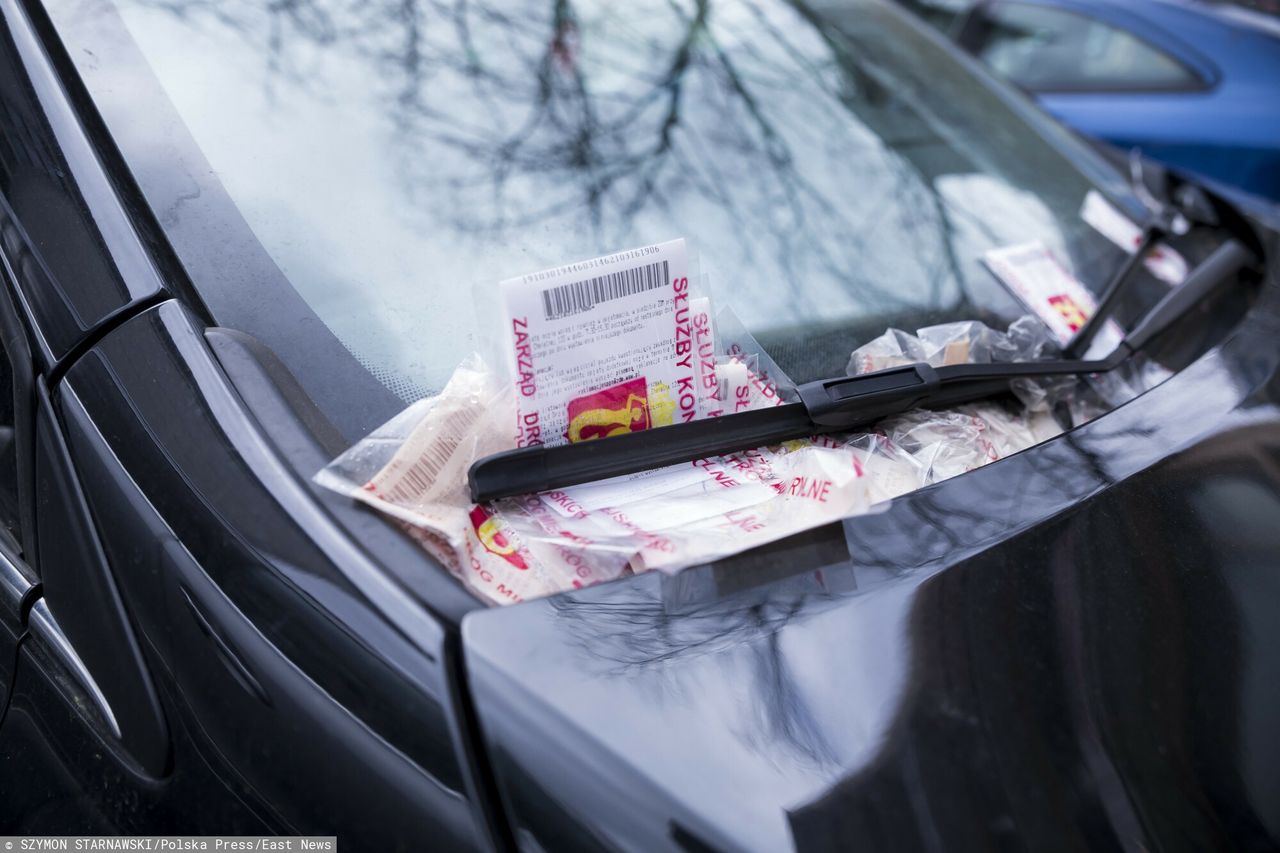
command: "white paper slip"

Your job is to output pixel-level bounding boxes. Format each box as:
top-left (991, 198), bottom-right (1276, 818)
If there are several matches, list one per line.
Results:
top-left (602, 478), bottom-right (778, 532)
top-left (1081, 190), bottom-right (1187, 286)
top-left (539, 462), bottom-right (709, 517)
top-left (500, 239), bottom-right (699, 448)
top-left (983, 241), bottom-right (1124, 357)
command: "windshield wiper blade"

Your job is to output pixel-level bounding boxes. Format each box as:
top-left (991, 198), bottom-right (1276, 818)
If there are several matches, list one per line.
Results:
top-left (469, 239), bottom-right (1254, 503)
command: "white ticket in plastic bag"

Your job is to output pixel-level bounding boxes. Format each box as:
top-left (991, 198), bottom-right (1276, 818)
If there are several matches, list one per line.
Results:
top-left (1081, 190), bottom-right (1187, 286)
top-left (540, 463), bottom-right (707, 517)
top-left (983, 241), bottom-right (1124, 356)
top-left (501, 239), bottom-right (695, 448)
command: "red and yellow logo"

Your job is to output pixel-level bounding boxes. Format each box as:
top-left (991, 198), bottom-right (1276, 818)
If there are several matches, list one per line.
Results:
top-left (566, 377), bottom-right (652, 443)
top-left (468, 505), bottom-right (529, 570)
top-left (1048, 294), bottom-right (1089, 333)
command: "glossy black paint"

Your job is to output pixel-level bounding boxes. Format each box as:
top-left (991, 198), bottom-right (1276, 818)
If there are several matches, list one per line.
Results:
top-left (461, 230), bottom-right (1280, 850)
top-left (0, 299), bottom-right (503, 845)
top-left (0, 0), bottom-right (502, 843)
top-left (1, 621), bottom-right (263, 833)
top-left (0, 296), bottom-right (498, 844)
top-left (0, 109), bottom-right (37, 750)
top-left (0, 0), bottom-right (1277, 847)
top-left (0, 554), bottom-right (22, 726)
top-left (43, 302), bottom-right (488, 846)
top-left (33, 377), bottom-right (169, 776)
top-left (0, 0), bottom-right (163, 366)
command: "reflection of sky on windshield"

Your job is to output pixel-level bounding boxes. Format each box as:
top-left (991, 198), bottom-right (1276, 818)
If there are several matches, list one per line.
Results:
top-left (115, 0), bottom-right (1080, 396)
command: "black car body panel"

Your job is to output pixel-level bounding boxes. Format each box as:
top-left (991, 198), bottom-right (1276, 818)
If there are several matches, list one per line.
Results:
top-left (0, 0), bottom-right (164, 367)
top-left (0, 547), bottom-right (24, 724)
top-left (1, 298), bottom-right (502, 846)
top-left (37, 301), bottom-right (488, 845)
top-left (32, 375), bottom-right (169, 776)
top-left (0, 0), bottom-right (500, 840)
top-left (461, 233), bottom-right (1280, 850)
top-left (0, 0), bottom-right (501, 835)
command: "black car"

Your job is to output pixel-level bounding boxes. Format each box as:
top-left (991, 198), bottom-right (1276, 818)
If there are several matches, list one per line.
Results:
top-left (0, 0), bottom-right (1277, 849)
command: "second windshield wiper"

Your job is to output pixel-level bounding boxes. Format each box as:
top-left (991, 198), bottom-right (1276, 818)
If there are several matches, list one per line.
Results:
top-left (469, 239), bottom-right (1254, 503)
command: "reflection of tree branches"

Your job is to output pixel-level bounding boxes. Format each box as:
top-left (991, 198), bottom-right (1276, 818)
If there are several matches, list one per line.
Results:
top-left (549, 577), bottom-right (841, 769)
top-left (550, 584), bottom-right (803, 672)
top-left (843, 413), bottom-right (1154, 577)
top-left (132, 0), bottom-right (973, 319)
top-left (744, 628), bottom-right (839, 768)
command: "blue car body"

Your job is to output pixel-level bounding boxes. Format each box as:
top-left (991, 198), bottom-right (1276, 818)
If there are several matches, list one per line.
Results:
top-left (1038, 1), bottom-right (1280, 201)
top-left (921, 0), bottom-right (1280, 201)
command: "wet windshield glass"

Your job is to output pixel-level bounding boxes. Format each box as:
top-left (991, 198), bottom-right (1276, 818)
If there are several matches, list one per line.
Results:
top-left (49, 0), bottom-right (1137, 406)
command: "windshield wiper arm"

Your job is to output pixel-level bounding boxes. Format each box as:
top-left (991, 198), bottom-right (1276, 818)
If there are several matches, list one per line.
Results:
top-left (1068, 164), bottom-right (1225, 359)
top-left (1067, 222), bottom-right (1164, 358)
top-left (469, 239), bottom-right (1254, 503)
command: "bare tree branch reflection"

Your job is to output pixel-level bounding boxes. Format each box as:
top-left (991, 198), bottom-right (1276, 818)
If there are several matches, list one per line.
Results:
top-left (129, 0), bottom-right (983, 338)
top-left (549, 572), bottom-right (844, 769)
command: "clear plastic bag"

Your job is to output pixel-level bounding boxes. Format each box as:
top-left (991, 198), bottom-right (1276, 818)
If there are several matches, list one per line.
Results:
top-left (851, 315), bottom-right (1095, 417)
top-left (315, 357), bottom-right (628, 604)
top-left (846, 327), bottom-right (928, 375)
top-left (316, 315), bottom-right (1137, 606)
top-left (316, 335), bottom-right (871, 601)
top-left (499, 438), bottom-right (872, 574)
top-left (715, 305), bottom-right (796, 404)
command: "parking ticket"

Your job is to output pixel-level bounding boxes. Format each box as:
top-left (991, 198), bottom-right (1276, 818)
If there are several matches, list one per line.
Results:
top-left (983, 241), bottom-right (1124, 357)
top-left (500, 239), bottom-right (697, 448)
top-left (1081, 190), bottom-right (1187, 286)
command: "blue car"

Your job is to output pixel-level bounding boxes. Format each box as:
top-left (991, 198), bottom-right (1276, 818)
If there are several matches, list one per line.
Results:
top-left (902, 0), bottom-right (1280, 201)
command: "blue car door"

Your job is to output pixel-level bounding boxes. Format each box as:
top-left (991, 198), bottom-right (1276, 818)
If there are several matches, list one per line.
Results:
top-left (962, 0), bottom-right (1280, 200)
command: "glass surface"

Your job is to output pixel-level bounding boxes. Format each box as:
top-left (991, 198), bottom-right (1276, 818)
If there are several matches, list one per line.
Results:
top-left (979, 2), bottom-right (1199, 91)
top-left (51, 0), bottom-right (1134, 405)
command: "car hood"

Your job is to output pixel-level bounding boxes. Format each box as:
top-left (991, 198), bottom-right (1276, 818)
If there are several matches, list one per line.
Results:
top-left (461, 223), bottom-right (1280, 851)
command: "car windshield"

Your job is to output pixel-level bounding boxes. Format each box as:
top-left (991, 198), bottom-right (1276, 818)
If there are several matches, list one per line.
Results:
top-left (47, 0), bottom-right (1141, 434)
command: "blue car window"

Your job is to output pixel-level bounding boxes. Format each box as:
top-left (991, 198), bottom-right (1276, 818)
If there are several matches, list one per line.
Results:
top-left (979, 2), bottom-right (1202, 92)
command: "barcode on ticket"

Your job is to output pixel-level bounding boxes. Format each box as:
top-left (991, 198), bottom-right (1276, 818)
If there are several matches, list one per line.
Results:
top-left (540, 260), bottom-right (669, 321)
top-left (372, 406), bottom-right (481, 504)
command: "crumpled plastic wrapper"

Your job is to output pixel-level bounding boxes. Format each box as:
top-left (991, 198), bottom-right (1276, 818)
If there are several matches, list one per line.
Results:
top-left (318, 316), bottom-right (1153, 606)
top-left (850, 316), bottom-right (1076, 413)
top-left (850, 316), bottom-right (1169, 424)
